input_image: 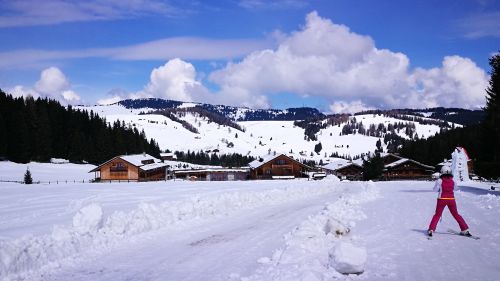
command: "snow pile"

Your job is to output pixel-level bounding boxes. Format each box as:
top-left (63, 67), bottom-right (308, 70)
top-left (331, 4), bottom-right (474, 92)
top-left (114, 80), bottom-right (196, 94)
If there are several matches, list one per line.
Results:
top-left (329, 242), bottom-right (366, 274)
top-left (49, 158), bottom-right (70, 164)
top-left (0, 181), bottom-right (340, 281)
top-left (72, 204), bottom-right (103, 234)
top-left (238, 181), bottom-right (379, 280)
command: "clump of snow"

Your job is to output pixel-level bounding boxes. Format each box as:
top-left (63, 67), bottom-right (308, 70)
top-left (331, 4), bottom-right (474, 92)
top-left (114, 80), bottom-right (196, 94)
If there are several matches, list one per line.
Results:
top-left (72, 204), bottom-right (103, 234)
top-left (50, 158), bottom-right (70, 164)
top-left (329, 242), bottom-right (367, 274)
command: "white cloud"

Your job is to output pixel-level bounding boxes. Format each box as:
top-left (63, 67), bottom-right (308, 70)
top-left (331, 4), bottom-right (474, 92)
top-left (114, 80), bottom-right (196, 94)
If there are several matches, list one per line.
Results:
top-left (135, 58), bottom-right (215, 104)
top-left (0, 37), bottom-right (272, 69)
top-left (0, 0), bottom-right (181, 27)
top-left (208, 11), bottom-right (489, 110)
top-left (329, 101), bottom-right (373, 114)
top-left (34, 67), bottom-right (70, 96)
top-left (239, 0), bottom-right (307, 10)
top-left (457, 11), bottom-right (500, 39)
top-left (9, 85), bottom-right (41, 99)
top-left (8, 67), bottom-right (81, 104)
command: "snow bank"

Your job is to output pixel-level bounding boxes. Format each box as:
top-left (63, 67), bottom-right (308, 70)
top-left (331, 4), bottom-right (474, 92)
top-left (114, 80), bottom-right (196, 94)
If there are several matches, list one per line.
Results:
top-left (0, 182), bottom-right (341, 281)
top-left (238, 181), bottom-right (379, 280)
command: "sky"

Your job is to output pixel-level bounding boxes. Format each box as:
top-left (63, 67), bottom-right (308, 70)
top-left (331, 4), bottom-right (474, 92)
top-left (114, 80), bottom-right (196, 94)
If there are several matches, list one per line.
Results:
top-left (0, 0), bottom-right (499, 113)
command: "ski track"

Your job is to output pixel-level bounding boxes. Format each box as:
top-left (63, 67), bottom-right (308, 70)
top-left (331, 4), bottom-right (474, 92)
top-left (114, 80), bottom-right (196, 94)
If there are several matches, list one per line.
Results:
top-left (37, 195), bottom-right (342, 281)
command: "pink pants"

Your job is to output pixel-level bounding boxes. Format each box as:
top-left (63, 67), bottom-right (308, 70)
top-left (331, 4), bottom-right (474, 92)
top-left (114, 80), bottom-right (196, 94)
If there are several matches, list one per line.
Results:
top-left (428, 199), bottom-right (469, 231)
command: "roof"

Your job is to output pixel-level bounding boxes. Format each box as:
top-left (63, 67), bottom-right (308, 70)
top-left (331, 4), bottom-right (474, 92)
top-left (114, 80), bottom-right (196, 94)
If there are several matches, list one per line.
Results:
top-left (384, 158), bottom-right (434, 170)
top-left (323, 160), bottom-right (361, 171)
top-left (89, 153), bottom-right (162, 172)
top-left (160, 152), bottom-right (176, 158)
top-left (120, 154), bottom-right (157, 166)
top-left (248, 154), bottom-right (282, 169)
top-left (140, 162), bottom-right (168, 171)
top-left (174, 168), bottom-right (250, 174)
top-left (248, 154), bottom-right (311, 170)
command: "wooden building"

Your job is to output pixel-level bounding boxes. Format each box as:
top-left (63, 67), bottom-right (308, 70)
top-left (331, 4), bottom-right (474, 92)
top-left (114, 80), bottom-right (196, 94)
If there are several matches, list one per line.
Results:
top-left (323, 161), bottom-right (363, 180)
top-left (173, 168), bottom-right (249, 181)
top-left (383, 158), bottom-right (434, 180)
top-left (90, 154), bottom-right (167, 182)
top-left (249, 154), bottom-right (311, 180)
top-left (160, 152), bottom-right (177, 161)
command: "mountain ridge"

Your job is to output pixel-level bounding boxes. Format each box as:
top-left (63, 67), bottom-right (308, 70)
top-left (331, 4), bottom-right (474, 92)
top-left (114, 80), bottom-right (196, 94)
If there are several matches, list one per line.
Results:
top-left (114, 98), bottom-right (484, 125)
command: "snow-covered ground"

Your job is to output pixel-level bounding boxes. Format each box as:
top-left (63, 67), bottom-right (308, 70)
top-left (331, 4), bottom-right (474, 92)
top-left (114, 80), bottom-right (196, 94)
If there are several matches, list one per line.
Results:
top-left (1, 163), bottom-right (499, 281)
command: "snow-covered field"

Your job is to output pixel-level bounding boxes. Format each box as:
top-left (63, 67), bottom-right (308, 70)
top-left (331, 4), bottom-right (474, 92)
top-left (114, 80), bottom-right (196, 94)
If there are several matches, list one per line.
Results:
top-left (1, 163), bottom-right (499, 281)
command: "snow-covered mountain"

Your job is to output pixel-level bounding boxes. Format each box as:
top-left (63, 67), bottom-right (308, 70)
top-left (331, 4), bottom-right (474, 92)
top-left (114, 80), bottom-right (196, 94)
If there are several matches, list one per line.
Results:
top-left (77, 98), bottom-right (469, 163)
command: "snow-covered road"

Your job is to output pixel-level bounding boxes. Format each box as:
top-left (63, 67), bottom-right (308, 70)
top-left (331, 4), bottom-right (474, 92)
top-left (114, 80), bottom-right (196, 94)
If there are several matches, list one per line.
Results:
top-left (41, 195), bottom-right (337, 281)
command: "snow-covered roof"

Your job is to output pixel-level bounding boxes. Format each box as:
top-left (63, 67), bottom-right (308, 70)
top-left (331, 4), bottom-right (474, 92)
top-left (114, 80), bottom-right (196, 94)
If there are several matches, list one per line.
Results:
top-left (140, 162), bottom-right (168, 171)
top-left (248, 154), bottom-right (282, 169)
top-left (89, 153), bottom-right (163, 172)
top-left (120, 154), bottom-right (158, 167)
top-left (174, 168), bottom-right (250, 174)
top-left (160, 153), bottom-right (176, 158)
top-left (322, 159), bottom-right (354, 171)
top-left (385, 158), bottom-right (434, 170)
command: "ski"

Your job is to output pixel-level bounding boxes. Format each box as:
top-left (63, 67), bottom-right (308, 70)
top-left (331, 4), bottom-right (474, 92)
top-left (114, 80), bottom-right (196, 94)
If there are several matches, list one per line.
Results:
top-left (447, 229), bottom-right (480, 240)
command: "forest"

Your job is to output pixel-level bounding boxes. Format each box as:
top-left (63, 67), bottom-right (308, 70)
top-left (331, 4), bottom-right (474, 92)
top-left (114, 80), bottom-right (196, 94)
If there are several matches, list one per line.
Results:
top-left (0, 90), bottom-right (161, 164)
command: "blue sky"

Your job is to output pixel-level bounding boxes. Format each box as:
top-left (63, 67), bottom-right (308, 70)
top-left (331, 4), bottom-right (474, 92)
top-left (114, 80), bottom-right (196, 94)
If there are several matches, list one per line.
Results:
top-left (0, 0), bottom-right (499, 112)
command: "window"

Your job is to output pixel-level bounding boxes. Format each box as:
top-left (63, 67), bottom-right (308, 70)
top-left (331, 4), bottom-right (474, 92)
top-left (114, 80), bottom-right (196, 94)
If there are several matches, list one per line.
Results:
top-left (275, 159), bottom-right (287, 165)
top-left (110, 162), bottom-right (128, 172)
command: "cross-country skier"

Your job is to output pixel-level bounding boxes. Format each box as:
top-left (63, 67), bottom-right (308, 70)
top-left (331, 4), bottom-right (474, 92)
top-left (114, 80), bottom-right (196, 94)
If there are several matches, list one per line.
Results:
top-left (427, 166), bottom-right (471, 237)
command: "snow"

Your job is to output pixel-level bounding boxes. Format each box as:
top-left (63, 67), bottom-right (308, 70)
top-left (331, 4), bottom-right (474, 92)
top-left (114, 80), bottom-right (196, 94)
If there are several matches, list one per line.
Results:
top-left (76, 104), bottom-right (460, 162)
top-left (329, 242), bottom-right (367, 275)
top-left (1, 163), bottom-right (500, 281)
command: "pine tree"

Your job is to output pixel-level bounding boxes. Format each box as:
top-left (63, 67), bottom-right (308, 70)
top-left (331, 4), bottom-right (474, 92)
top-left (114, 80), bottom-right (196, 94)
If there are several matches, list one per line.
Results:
top-left (24, 168), bottom-right (33, 184)
top-left (480, 52), bottom-right (500, 177)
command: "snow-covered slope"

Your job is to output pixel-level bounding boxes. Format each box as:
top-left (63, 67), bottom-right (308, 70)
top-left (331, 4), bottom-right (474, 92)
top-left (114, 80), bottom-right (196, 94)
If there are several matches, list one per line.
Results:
top-left (78, 101), bottom-right (460, 163)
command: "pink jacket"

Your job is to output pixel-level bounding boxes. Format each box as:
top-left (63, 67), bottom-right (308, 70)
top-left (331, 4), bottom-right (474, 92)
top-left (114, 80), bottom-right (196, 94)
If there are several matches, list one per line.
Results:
top-left (433, 176), bottom-right (455, 199)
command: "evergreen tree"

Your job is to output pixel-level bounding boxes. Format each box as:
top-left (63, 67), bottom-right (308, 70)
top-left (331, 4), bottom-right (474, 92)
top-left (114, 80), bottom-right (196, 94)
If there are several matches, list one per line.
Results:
top-left (363, 153), bottom-right (384, 180)
top-left (314, 142), bottom-right (322, 154)
top-left (24, 168), bottom-right (33, 184)
top-left (480, 52), bottom-right (500, 177)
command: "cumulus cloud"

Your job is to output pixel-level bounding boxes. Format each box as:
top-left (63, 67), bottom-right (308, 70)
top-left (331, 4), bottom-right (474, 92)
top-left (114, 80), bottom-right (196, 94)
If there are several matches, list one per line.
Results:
top-left (330, 101), bottom-right (373, 114)
top-left (207, 11), bottom-right (489, 110)
top-left (8, 67), bottom-right (81, 104)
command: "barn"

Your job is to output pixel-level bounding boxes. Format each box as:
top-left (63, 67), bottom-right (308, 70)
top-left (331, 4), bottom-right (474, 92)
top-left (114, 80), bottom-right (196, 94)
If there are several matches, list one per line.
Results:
top-left (249, 154), bottom-right (311, 180)
top-left (90, 154), bottom-right (167, 182)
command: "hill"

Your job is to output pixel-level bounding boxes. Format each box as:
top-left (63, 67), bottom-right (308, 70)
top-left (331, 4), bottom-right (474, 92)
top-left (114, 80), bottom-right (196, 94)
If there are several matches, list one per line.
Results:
top-left (79, 98), bottom-right (473, 164)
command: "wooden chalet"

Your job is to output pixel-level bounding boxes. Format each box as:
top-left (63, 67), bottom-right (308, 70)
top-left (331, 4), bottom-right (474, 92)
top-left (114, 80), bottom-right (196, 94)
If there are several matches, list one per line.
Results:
top-left (323, 160), bottom-right (363, 180)
top-left (90, 154), bottom-right (167, 182)
top-left (174, 168), bottom-right (249, 181)
top-left (383, 158), bottom-right (434, 180)
top-left (249, 154), bottom-right (311, 180)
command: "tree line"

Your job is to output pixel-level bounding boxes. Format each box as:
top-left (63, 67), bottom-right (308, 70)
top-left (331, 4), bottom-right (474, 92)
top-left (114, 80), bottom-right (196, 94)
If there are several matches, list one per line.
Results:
top-left (174, 150), bottom-right (255, 167)
top-left (0, 90), bottom-right (161, 164)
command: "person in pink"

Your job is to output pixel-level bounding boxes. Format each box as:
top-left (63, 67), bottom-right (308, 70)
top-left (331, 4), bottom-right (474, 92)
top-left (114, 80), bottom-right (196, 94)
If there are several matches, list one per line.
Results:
top-left (427, 166), bottom-right (471, 237)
